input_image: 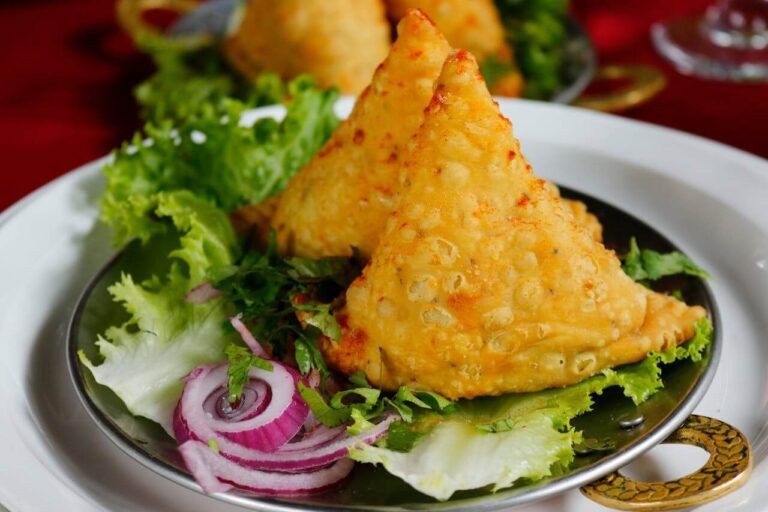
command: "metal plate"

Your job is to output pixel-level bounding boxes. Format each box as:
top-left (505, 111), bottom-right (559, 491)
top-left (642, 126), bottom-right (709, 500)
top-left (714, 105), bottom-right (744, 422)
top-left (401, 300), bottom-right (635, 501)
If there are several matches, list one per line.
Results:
top-left (67, 187), bottom-right (720, 511)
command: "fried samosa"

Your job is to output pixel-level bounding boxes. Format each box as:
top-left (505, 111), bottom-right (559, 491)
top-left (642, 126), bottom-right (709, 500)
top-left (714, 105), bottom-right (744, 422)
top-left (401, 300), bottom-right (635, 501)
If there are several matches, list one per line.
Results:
top-left (323, 50), bottom-right (706, 398)
top-left (271, 10), bottom-right (597, 258)
top-left (385, 0), bottom-right (523, 96)
top-left (272, 10), bottom-right (452, 259)
top-left (222, 0), bottom-right (390, 95)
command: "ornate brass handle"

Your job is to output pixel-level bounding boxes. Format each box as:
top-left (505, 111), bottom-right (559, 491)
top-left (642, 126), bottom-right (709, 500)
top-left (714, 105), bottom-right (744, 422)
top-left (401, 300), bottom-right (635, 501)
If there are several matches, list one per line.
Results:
top-left (573, 65), bottom-right (667, 113)
top-left (116, 0), bottom-right (208, 48)
top-left (581, 415), bottom-right (752, 511)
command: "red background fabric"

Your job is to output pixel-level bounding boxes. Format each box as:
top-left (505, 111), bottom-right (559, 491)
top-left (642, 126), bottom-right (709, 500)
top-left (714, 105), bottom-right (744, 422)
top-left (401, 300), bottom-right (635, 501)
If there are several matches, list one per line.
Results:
top-left (1, 0), bottom-right (766, 212)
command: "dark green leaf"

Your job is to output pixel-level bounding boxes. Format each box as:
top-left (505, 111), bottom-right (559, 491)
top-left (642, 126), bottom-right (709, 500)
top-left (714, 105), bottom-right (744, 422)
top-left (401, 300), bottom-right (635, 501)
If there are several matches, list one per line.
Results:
top-left (379, 421), bottom-right (428, 452)
top-left (622, 238), bottom-right (710, 282)
top-left (384, 398), bottom-right (414, 423)
top-left (329, 388), bottom-right (381, 410)
top-left (296, 302), bottom-right (342, 341)
top-left (349, 371), bottom-right (371, 388)
top-left (225, 343), bottom-right (273, 404)
top-left (297, 382), bottom-right (351, 427)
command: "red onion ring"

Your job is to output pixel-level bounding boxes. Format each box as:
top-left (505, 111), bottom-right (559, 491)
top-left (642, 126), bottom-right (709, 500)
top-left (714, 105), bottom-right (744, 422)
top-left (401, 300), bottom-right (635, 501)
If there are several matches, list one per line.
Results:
top-left (174, 318), bottom-right (397, 496)
top-left (230, 316), bottom-right (268, 358)
top-left (226, 416), bottom-right (396, 472)
top-left (175, 363), bottom-right (308, 453)
top-left (179, 440), bottom-right (355, 495)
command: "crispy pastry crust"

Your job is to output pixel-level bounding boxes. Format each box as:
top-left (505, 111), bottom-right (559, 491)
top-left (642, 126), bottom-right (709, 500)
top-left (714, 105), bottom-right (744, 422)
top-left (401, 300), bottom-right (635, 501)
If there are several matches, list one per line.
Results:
top-left (322, 50), bottom-right (705, 398)
top-left (272, 10), bottom-right (452, 259)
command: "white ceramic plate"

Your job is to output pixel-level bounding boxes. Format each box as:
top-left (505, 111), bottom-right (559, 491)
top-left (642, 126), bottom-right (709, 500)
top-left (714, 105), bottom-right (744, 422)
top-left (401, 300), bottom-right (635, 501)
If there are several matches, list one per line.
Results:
top-left (1, 98), bottom-right (767, 512)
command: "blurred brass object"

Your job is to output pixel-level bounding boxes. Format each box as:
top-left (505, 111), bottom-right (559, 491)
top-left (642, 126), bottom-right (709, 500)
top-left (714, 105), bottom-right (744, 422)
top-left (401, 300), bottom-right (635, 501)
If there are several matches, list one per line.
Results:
top-left (573, 65), bottom-right (666, 113)
top-left (581, 415), bottom-right (752, 511)
top-left (116, 0), bottom-right (209, 48)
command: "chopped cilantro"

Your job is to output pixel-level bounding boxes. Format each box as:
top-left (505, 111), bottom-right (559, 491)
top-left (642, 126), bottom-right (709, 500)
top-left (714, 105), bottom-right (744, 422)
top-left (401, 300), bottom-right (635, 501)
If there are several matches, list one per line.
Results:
top-left (214, 231), bottom-right (361, 375)
top-left (225, 343), bottom-right (273, 405)
top-left (622, 238), bottom-right (710, 283)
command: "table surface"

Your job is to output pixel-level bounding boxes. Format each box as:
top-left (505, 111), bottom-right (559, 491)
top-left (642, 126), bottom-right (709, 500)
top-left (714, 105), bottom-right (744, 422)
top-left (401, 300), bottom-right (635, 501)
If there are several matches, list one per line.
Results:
top-left (1, 0), bottom-right (766, 212)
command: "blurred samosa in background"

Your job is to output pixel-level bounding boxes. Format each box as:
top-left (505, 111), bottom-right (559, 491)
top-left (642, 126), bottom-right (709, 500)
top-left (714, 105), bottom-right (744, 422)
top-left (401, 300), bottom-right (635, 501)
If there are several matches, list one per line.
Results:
top-left (223, 0), bottom-right (391, 94)
top-left (223, 0), bottom-right (523, 96)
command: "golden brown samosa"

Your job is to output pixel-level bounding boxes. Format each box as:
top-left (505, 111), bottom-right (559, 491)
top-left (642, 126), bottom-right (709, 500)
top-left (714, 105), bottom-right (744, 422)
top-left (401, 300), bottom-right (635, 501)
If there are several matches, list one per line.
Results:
top-left (386, 0), bottom-right (523, 96)
top-left (323, 50), bottom-right (705, 398)
top-left (272, 9), bottom-right (452, 259)
top-left (223, 0), bottom-right (390, 95)
top-left (270, 9), bottom-right (595, 257)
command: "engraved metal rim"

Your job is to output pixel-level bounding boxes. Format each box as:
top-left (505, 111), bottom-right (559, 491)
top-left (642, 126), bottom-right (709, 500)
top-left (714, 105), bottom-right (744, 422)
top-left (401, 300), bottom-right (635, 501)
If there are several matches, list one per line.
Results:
top-left (66, 190), bottom-right (722, 512)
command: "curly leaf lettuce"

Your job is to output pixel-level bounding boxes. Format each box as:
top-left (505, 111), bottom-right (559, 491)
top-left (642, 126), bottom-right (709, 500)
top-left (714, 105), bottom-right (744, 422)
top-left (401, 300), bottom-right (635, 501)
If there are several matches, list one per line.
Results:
top-left (352, 413), bottom-right (576, 501)
top-left (351, 318), bottom-right (713, 500)
top-left (81, 191), bottom-right (240, 434)
top-left (80, 280), bottom-right (235, 434)
top-left (134, 37), bottom-right (285, 124)
top-left (102, 79), bottom-right (338, 246)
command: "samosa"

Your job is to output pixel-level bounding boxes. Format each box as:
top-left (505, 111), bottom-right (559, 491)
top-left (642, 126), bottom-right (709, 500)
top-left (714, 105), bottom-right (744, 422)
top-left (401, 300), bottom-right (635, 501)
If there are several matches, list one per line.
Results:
top-left (271, 9), bottom-right (599, 259)
top-left (272, 9), bottom-right (452, 259)
top-left (323, 50), bottom-right (706, 398)
top-left (385, 0), bottom-right (523, 96)
top-left (223, 0), bottom-right (390, 95)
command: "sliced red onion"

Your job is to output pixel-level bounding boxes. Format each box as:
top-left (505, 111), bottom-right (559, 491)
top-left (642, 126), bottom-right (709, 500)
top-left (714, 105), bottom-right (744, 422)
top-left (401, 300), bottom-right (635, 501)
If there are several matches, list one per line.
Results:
top-left (186, 282), bottom-right (222, 304)
top-left (230, 315), bottom-right (268, 358)
top-left (174, 318), bottom-right (398, 498)
top-left (227, 416), bottom-right (396, 472)
top-left (176, 363), bottom-right (308, 453)
top-left (180, 440), bottom-right (355, 496)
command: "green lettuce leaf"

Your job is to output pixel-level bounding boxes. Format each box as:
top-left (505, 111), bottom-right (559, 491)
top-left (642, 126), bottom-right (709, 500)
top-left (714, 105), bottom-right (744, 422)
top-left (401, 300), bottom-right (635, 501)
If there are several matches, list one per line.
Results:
top-left (102, 80), bottom-right (338, 246)
top-left (352, 318), bottom-right (713, 500)
top-left (134, 37), bottom-right (285, 124)
top-left (80, 278), bottom-right (236, 434)
top-left (351, 413), bottom-right (577, 501)
top-left (81, 190), bottom-right (240, 434)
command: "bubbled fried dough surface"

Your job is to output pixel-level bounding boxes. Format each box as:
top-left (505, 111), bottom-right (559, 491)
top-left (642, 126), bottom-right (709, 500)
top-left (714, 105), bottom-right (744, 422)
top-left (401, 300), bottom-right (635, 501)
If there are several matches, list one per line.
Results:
top-left (563, 198), bottom-right (603, 242)
top-left (222, 0), bottom-right (390, 95)
top-left (272, 10), bottom-right (451, 259)
top-left (322, 50), bottom-right (706, 398)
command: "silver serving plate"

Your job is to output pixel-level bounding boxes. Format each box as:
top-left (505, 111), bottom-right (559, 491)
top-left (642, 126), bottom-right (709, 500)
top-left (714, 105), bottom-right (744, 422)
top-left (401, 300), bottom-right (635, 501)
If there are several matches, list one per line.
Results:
top-left (67, 187), bottom-right (720, 511)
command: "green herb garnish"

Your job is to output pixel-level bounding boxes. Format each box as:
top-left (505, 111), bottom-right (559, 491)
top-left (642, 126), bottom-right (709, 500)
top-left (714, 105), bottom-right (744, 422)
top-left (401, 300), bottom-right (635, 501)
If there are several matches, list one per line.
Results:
top-left (214, 232), bottom-right (362, 375)
top-left (225, 343), bottom-right (273, 405)
top-left (622, 238), bottom-right (710, 282)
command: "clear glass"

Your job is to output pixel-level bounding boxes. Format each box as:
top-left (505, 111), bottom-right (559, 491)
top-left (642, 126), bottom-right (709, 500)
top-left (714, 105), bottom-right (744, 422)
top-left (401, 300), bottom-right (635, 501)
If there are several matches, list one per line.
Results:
top-left (651, 0), bottom-right (768, 81)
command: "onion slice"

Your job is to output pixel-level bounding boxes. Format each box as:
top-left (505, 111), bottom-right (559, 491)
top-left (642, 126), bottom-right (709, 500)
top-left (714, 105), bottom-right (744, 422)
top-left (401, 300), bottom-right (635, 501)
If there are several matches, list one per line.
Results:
top-left (230, 315), bottom-right (268, 358)
top-left (174, 318), bottom-right (398, 497)
top-left (229, 416), bottom-right (396, 472)
top-left (180, 440), bottom-right (355, 496)
top-left (176, 363), bottom-right (308, 453)
top-left (185, 282), bottom-right (222, 304)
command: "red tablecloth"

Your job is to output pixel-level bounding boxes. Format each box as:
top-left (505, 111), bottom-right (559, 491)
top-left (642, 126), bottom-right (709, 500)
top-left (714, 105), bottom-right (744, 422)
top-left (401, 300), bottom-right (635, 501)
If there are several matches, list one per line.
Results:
top-left (1, 0), bottom-right (766, 212)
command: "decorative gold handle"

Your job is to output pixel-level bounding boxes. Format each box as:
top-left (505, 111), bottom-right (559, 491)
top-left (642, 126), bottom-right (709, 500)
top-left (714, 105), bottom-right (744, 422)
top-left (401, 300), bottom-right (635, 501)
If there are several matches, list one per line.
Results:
top-left (573, 65), bottom-right (667, 113)
top-left (116, 0), bottom-right (208, 48)
top-left (581, 415), bottom-right (752, 511)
